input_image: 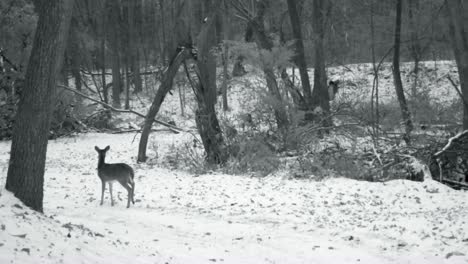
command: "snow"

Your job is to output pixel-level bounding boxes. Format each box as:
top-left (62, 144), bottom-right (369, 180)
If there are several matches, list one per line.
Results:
top-left (0, 60), bottom-right (467, 262)
top-left (1, 132), bottom-right (468, 263)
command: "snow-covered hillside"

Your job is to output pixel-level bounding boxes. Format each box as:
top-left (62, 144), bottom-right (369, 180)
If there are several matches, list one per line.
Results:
top-left (1, 133), bottom-right (467, 263)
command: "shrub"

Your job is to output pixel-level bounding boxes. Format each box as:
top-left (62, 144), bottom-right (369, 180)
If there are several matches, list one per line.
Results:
top-left (224, 135), bottom-right (280, 177)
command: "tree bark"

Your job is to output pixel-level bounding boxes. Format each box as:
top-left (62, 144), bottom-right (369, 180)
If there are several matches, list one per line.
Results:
top-left (69, 19), bottom-right (81, 91)
top-left (393, 0), bottom-right (413, 144)
top-left (193, 0), bottom-right (226, 164)
top-left (446, 0), bottom-right (468, 129)
top-left (221, 0), bottom-right (230, 111)
top-left (6, 0), bottom-right (73, 213)
top-left (408, 0), bottom-right (421, 97)
top-left (100, 10), bottom-right (108, 104)
top-left (127, 0), bottom-right (142, 93)
top-left (310, 0), bottom-right (330, 126)
top-left (287, 0), bottom-right (312, 105)
top-left (108, 0), bottom-right (121, 108)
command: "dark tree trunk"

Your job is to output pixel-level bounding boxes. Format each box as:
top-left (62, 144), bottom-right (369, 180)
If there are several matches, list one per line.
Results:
top-left (408, 0), bottom-right (421, 97)
top-left (287, 0), bottom-right (312, 105)
top-left (69, 21), bottom-right (81, 91)
top-left (159, 0), bottom-right (168, 64)
top-left (6, 0), bottom-right (73, 213)
top-left (310, 0), bottom-right (330, 126)
top-left (137, 49), bottom-right (191, 162)
top-left (393, 0), bottom-right (413, 144)
top-left (108, 0), bottom-right (121, 108)
top-left (446, 0), bottom-right (468, 130)
top-left (192, 0), bottom-right (226, 164)
top-left (100, 16), bottom-right (108, 103)
top-left (124, 64), bottom-right (130, 109)
top-left (221, 0), bottom-right (230, 111)
top-left (127, 0), bottom-right (142, 93)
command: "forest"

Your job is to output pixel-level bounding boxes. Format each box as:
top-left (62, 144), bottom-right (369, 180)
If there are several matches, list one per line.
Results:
top-left (0, 0), bottom-right (468, 262)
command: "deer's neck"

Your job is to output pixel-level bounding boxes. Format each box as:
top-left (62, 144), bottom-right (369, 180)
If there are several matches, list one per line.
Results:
top-left (97, 155), bottom-right (106, 168)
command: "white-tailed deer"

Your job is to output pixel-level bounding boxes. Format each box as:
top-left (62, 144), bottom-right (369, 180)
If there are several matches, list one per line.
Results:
top-left (328, 80), bottom-right (340, 101)
top-left (94, 146), bottom-right (135, 208)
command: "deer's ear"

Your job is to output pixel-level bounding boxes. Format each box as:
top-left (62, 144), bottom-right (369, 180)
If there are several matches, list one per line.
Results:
top-left (105, 146), bottom-right (110, 151)
top-left (94, 146), bottom-right (99, 152)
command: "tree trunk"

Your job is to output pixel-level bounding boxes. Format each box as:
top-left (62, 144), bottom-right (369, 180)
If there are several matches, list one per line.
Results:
top-left (393, 0), bottom-right (413, 144)
top-left (193, 0), bottom-right (226, 164)
top-left (108, 0), bottom-right (121, 108)
top-left (287, 0), bottom-right (312, 105)
top-left (310, 0), bottom-right (330, 126)
top-left (6, 0), bottom-right (73, 213)
top-left (101, 17), bottom-right (108, 103)
top-left (127, 0), bottom-right (142, 93)
top-left (125, 64), bottom-right (130, 109)
top-left (446, 0), bottom-right (468, 130)
top-left (408, 0), bottom-right (421, 97)
top-left (159, 0), bottom-right (168, 64)
top-left (221, 0), bottom-right (230, 111)
top-left (137, 48), bottom-right (191, 162)
top-left (69, 21), bottom-right (81, 91)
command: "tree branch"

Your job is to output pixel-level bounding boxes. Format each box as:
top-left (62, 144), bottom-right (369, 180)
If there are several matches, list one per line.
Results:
top-left (447, 75), bottom-right (468, 110)
top-left (57, 84), bottom-right (182, 134)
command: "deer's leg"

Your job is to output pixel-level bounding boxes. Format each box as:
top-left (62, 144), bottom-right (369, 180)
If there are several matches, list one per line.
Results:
top-left (109, 182), bottom-right (114, 206)
top-left (100, 180), bottom-right (105, 206)
top-left (129, 178), bottom-right (135, 204)
top-left (119, 180), bottom-right (132, 208)
top-left (131, 181), bottom-right (135, 204)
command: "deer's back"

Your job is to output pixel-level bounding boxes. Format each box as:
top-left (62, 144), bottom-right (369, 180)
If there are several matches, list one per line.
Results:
top-left (97, 163), bottom-right (134, 182)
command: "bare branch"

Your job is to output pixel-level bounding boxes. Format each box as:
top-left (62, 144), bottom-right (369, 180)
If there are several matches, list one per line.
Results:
top-left (57, 84), bottom-right (182, 134)
top-left (447, 75), bottom-right (468, 110)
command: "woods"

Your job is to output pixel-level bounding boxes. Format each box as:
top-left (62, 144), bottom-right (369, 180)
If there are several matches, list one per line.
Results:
top-left (1, 0), bottom-right (468, 262)
top-left (0, 0), bottom-right (467, 251)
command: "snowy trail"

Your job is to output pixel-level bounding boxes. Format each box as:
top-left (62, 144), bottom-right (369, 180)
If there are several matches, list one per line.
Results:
top-left (1, 133), bottom-right (468, 263)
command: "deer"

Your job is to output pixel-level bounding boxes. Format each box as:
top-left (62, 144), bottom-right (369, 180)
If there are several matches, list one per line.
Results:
top-left (328, 80), bottom-right (340, 101)
top-left (94, 146), bottom-right (135, 208)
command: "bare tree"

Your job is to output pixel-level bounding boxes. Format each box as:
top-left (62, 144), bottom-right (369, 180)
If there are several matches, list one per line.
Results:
top-left (287, 0), bottom-right (312, 105)
top-left (392, 0), bottom-right (413, 144)
top-left (310, 0), bottom-right (330, 126)
top-left (408, 0), bottom-right (422, 97)
top-left (192, 0), bottom-right (226, 164)
top-left (107, 0), bottom-right (122, 108)
top-left (221, 0), bottom-right (230, 111)
top-left (446, 0), bottom-right (468, 129)
top-left (6, 0), bottom-right (74, 212)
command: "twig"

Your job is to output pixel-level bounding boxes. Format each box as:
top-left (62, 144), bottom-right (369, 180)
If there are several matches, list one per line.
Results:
top-left (372, 143), bottom-right (383, 166)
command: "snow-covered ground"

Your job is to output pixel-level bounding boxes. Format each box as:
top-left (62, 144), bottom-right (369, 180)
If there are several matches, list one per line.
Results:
top-left (1, 132), bottom-right (468, 263)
